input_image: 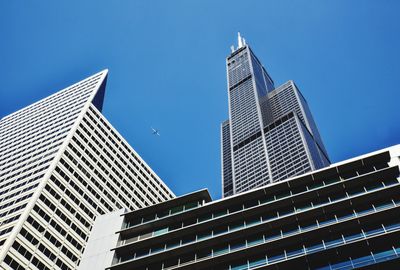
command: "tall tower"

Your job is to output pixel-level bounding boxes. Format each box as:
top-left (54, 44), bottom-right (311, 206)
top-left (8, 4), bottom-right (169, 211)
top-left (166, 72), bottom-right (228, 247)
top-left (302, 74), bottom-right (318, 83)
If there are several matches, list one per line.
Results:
top-left (0, 70), bottom-right (174, 270)
top-left (222, 33), bottom-right (330, 197)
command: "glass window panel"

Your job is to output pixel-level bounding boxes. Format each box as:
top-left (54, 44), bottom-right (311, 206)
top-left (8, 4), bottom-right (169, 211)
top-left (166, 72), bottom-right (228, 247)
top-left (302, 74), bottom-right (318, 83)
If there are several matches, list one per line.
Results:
top-left (306, 242), bottom-right (324, 253)
top-left (286, 248), bottom-right (304, 258)
top-left (245, 217), bottom-right (261, 227)
top-left (170, 205), bottom-right (184, 215)
top-left (260, 196), bottom-right (275, 204)
top-left (324, 238), bottom-right (343, 248)
top-left (344, 233), bottom-right (363, 242)
top-left (150, 244), bottom-right (165, 254)
top-left (267, 252), bottom-right (285, 263)
top-left (213, 245), bottom-right (229, 256)
top-left (184, 201), bottom-right (198, 211)
top-left (364, 227), bottom-right (384, 236)
top-left (247, 234), bottom-right (264, 247)
top-left (197, 231), bottom-right (212, 241)
top-left (198, 213), bottom-right (212, 223)
top-left (262, 212), bottom-right (277, 222)
top-left (142, 214), bottom-right (155, 223)
top-left (385, 222), bottom-right (400, 232)
top-left (197, 248), bottom-right (212, 259)
top-left (139, 232), bottom-right (152, 240)
top-left (181, 235), bottom-right (196, 245)
top-left (230, 221), bottom-right (244, 231)
top-left (248, 257), bottom-right (266, 268)
top-left (324, 177), bottom-right (340, 185)
top-left (244, 199), bottom-right (259, 209)
top-left (157, 210), bottom-right (169, 219)
top-left (230, 240), bottom-right (246, 251)
top-left (231, 261), bottom-right (248, 270)
top-left (374, 201), bottom-right (394, 211)
top-left (229, 204), bottom-right (243, 213)
top-left (374, 249), bottom-right (398, 263)
top-left (214, 209), bottom-right (228, 218)
top-left (331, 260), bottom-right (353, 269)
top-left (166, 239), bottom-right (180, 249)
top-left (308, 181), bottom-right (324, 190)
top-left (351, 254), bottom-right (374, 268)
top-left (154, 227), bottom-right (169, 236)
top-left (213, 225), bottom-right (228, 236)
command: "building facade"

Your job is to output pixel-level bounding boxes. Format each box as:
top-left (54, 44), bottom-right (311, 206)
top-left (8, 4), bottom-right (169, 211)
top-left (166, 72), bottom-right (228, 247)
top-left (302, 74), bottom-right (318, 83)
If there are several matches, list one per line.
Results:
top-left (91, 145), bottom-right (400, 270)
top-left (222, 34), bottom-right (330, 197)
top-left (0, 70), bottom-right (174, 270)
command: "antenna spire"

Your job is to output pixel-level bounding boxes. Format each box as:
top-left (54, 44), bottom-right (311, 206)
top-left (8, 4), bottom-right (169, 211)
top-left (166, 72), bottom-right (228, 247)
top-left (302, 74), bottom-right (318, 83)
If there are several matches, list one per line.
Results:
top-left (238, 32), bottom-right (243, 48)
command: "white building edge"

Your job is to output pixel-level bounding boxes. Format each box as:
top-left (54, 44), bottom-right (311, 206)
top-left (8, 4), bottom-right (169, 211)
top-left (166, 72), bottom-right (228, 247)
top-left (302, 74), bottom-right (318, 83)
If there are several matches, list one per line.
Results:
top-left (0, 70), bottom-right (174, 269)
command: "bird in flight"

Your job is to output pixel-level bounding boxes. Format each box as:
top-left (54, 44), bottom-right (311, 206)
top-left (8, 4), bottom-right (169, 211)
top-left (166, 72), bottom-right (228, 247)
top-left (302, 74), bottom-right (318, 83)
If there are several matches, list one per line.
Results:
top-left (151, 127), bottom-right (160, 136)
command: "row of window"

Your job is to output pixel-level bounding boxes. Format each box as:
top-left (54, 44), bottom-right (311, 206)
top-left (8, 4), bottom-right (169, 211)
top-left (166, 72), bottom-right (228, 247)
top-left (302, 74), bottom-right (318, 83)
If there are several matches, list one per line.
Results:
top-left (117, 192), bottom-right (400, 262)
top-left (73, 125), bottom-right (149, 208)
top-left (0, 139), bottom-right (61, 180)
top-left (0, 182), bottom-right (38, 206)
top-left (55, 161), bottom-right (107, 216)
top-left (62, 148), bottom-right (118, 212)
top-left (85, 107), bottom-right (171, 200)
top-left (0, 72), bottom-right (98, 129)
top-left (0, 97), bottom-right (82, 159)
top-left (0, 173), bottom-right (43, 214)
top-left (73, 116), bottom-right (164, 208)
top-left (0, 156), bottom-right (52, 186)
top-left (26, 213), bottom-right (76, 269)
top-left (124, 200), bottom-right (201, 229)
top-left (88, 106), bottom-right (172, 198)
top-left (121, 175), bottom-right (398, 250)
top-left (0, 149), bottom-right (57, 198)
top-left (316, 247), bottom-right (400, 270)
top-left (116, 214), bottom-right (400, 269)
top-left (25, 216), bottom-right (72, 270)
top-left (0, 73), bottom-right (97, 138)
top-left (0, 122), bottom-right (68, 168)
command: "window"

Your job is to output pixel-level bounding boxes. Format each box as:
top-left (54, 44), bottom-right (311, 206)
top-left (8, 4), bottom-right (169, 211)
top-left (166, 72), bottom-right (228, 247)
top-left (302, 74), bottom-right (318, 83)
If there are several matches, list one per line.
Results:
top-left (170, 205), bottom-right (184, 215)
top-left (154, 227), bottom-right (168, 236)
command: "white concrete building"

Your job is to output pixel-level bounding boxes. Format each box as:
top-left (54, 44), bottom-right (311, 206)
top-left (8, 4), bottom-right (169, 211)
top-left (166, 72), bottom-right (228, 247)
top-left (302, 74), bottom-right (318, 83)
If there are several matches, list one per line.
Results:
top-left (0, 70), bottom-right (174, 269)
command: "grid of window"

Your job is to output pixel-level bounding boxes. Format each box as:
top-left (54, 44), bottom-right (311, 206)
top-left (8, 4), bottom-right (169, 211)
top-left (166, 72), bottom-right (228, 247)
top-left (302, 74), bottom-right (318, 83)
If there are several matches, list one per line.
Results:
top-left (265, 113), bottom-right (311, 181)
top-left (0, 72), bottom-right (105, 265)
top-left (267, 81), bottom-right (328, 167)
top-left (221, 120), bottom-right (233, 197)
top-left (268, 83), bottom-right (303, 124)
top-left (295, 85), bottom-right (329, 160)
top-left (233, 137), bottom-right (270, 193)
top-left (229, 79), bottom-right (261, 146)
top-left (227, 49), bottom-right (251, 89)
top-left (0, 70), bottom-right (174, 270)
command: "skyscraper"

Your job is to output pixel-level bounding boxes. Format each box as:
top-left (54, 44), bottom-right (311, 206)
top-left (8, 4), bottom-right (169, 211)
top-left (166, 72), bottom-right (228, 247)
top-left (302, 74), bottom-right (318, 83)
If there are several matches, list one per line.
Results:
top-left (0, 70), bottom-right (174, 270)
top-left (222, 33), bottom-right (330, 197)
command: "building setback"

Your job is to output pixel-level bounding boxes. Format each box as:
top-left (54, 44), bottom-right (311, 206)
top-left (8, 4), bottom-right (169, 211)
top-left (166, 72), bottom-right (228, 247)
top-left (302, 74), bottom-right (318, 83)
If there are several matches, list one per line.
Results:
top-left (222, 34), bottom-right (330, 197)
top-left (92, 145), bottom-right (400, 270)
top-left (0, 70), bottom-right (174, 270)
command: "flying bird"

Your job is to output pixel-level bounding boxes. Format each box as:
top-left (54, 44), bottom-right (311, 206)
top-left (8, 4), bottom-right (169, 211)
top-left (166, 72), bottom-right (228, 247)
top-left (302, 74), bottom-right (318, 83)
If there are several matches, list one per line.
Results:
top-left (151, 127), bottom-right (160, 136)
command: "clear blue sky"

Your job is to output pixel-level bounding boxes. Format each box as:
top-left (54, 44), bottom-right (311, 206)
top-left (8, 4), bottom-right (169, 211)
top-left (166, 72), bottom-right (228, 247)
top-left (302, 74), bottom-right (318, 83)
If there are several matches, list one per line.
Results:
top-left (1, 1), bottom-right (399, 199)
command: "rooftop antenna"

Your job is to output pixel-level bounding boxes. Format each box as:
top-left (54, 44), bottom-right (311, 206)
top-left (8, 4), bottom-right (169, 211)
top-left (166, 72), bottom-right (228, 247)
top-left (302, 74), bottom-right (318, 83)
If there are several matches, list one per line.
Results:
top-left (238, 32), bottom-right (243, 48)
top-left (230, 45), bottom-right (235, 53)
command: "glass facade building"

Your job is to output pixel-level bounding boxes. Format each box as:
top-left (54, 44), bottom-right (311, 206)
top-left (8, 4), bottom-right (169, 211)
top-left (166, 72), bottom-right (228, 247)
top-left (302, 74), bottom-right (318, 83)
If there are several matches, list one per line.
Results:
top-left (87, 145), bottom-right (400, 270)
top-left (0, 70), bottom-right (174, 270)
top-left (222, 34), bottom-right (330, 197)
